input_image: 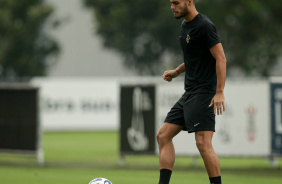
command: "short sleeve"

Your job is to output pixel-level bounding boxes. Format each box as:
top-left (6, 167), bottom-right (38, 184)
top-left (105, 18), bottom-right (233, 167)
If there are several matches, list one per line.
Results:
top-left (202, 22), bottom-right (221, 49)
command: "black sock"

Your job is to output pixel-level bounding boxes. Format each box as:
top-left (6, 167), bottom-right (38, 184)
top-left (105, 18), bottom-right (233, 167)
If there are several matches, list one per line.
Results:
top-left (158, 169), bottom-right (172, 184)
top-left (209, 176), bottom-right (221, 184)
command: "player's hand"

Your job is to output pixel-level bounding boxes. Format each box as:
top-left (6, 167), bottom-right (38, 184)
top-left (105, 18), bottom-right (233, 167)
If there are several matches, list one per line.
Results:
top-left (209, 91), bottom-right (225, 115)
top-left (162, 70), bottom-right (178, 82)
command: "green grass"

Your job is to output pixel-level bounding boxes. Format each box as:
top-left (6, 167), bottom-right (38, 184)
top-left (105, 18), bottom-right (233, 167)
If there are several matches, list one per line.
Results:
top-left (0, 131), bottom-right (281, 184)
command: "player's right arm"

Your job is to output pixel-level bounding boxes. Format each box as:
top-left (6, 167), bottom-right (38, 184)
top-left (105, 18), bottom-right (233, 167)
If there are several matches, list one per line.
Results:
top-left (163, 63), bottom-right (185, 82)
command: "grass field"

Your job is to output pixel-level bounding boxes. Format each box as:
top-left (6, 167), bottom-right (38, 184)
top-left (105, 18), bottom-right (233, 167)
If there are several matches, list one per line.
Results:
top-left (0, 131), bottom-right (281, 184)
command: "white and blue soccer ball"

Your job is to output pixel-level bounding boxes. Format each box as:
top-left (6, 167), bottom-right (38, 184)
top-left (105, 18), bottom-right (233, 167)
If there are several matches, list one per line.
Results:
top-left (89, 178), bottom-right (112, 184)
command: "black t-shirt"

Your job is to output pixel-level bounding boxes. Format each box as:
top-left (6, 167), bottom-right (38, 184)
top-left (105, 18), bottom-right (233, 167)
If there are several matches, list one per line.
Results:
top-left (179, 13), bottom-right (220, 94)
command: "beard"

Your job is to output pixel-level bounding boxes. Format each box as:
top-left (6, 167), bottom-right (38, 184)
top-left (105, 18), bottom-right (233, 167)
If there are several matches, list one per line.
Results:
top-left (174, 5), bottom-right (189, 19)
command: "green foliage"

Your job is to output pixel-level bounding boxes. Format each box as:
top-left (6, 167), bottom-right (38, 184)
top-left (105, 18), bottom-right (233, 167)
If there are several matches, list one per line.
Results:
top-left (84, 0), bottom-right (183, 75)
top-left (85, 0), bottom-right (282, 76)
top-left (0, 0), bottom-right (59, 78)
top-left (197, 0), bottom-right (282, 76)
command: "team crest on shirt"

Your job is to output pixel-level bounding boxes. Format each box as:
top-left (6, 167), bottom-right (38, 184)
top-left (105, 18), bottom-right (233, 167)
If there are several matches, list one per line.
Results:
top-left (186, 34), bottom-right (190, 43)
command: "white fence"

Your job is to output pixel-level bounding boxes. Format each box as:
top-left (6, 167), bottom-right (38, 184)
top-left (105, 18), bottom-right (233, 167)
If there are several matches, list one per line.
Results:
top-left (157, 80), bottom-right (271, 157)
top-left (32, 78), bottom-right (119, 131)
top-left (32, 77), bottom-right (282, 161)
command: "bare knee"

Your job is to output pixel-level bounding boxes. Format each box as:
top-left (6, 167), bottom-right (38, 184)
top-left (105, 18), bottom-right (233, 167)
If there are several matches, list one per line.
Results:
top-left (196, 140), bottom-right (212, 154)
top-left (157, 123), bottom-right (182, 146)
top-left (156, 130), bottom-right (172, 145)
top-left (195, 131), bottom-right (214, 154)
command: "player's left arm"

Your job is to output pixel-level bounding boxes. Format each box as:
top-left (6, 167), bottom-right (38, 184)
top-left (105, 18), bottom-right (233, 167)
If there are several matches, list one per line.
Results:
top-left (209, 43), bottom-right (226, 115)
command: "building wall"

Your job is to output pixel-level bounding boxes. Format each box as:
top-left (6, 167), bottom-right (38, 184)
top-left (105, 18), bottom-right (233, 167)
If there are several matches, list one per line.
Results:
top-left (45, 0), bottom-right (135, 77)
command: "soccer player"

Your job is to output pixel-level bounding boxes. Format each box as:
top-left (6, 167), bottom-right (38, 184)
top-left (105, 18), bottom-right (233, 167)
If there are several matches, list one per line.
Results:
top-left (157, 0), bottom-right (226, 184)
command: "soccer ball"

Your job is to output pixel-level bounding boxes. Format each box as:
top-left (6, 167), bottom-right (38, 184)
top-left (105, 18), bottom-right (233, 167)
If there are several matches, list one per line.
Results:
top-left (89, 178), bottom-right (112, 184)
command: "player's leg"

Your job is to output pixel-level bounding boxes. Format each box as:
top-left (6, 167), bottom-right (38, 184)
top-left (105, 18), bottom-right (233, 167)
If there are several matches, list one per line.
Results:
top-left (183, 93), bottom-right (221, 183)
top-left (157, 122), bottom-right (183, 170)
top-left (157, 122), bottom-right (183, 184)
top-left (157, 92), bottom-right (188, 184)
top-left (195, 131), bottom-right (221, 184)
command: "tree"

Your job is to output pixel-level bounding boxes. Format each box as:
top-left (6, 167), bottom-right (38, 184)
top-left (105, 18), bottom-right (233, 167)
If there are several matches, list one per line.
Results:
top-left (197, 0), bottom-right (282, 76)
top-left (84, 0), bottom-right (182, 75)
top-left (84, 0), bottom-right (282, 76)
top-left (0, 0), bottom-right (59, 79)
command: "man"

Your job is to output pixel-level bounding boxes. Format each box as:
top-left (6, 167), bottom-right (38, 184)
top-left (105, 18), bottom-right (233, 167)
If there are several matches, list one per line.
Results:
top-left (157, 0), bottom-right (226, 184)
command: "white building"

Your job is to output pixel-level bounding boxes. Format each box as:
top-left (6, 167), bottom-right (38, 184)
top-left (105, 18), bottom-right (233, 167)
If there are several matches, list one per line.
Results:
top-left (45, 0), bottom-right (135, 77)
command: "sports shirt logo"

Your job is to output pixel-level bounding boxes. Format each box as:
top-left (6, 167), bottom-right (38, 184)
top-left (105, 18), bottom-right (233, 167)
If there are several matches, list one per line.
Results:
top-left (186, 34), bottom-right (190, 43)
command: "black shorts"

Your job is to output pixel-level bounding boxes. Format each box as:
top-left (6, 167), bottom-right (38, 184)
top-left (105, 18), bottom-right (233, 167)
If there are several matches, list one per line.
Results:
top-left (164, 92), bottom-right (215, 133)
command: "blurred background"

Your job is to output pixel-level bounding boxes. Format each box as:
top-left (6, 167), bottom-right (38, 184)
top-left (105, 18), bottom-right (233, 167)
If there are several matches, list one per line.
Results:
top-left (0, 0), bottom-right (282, 184)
